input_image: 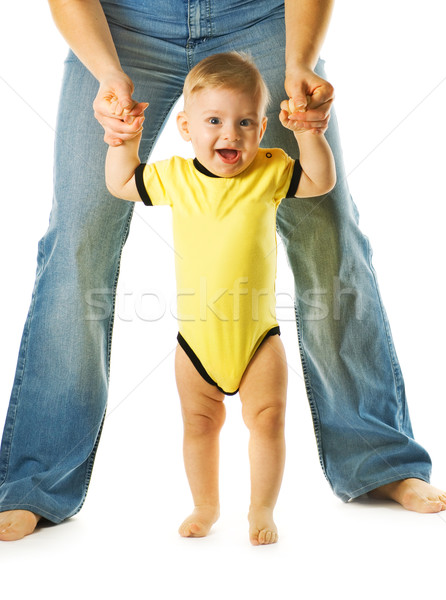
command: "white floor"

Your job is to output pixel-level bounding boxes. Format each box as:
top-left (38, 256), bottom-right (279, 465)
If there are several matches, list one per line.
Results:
top-left (2, 502), bottom-right (446, 600)
top-left (1, 358), bottom-right (446, 600)
top-left (1, 2), bottom-right (446, 598)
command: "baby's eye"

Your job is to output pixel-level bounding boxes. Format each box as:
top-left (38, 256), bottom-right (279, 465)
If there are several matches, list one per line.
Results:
top-left (209, 117), bottom-right (221, 125)
top-left (240, 119), bottom-right (251, 127)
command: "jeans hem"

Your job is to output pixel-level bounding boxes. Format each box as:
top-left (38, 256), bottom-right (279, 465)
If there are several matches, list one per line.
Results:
top-left (0, 503), bottom-right (66, 524)
top-left (341, 472), bottom-right (431, 502)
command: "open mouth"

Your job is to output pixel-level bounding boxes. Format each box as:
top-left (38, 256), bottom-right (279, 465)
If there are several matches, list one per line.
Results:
top-left (216, 148), bottom-right (241, 164)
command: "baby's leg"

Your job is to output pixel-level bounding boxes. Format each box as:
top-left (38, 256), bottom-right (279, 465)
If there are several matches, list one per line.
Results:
top-left (239, 335), bottom-right (288, 546)
top-left (175, 344), bottom-right (226, 538)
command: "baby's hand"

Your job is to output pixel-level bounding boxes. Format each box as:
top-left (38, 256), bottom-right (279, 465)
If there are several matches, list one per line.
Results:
top-left (279, 98), bottom-right (326, 135)
top-left (93, 72), bottom-right (149, 146)
top-left (100, 91), bottom-right (148, 144)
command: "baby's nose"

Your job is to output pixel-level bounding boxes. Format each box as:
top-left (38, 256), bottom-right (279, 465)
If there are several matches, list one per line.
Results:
top-left (222, 123), bottom-right (239, 141)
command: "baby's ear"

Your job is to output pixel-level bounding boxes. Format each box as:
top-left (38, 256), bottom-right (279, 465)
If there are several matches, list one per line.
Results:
top-left (176, 111), bottom-right (191, 141)
top-left (259, 115), bottom-right (268, 141)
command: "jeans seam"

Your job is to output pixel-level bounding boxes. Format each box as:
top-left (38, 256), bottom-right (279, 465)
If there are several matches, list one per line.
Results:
top-left (105, 204), bottom-right (135, 380)
top-left (74, 204), bottom-right (136, 516)
top-left (366, 241), bottom-right (405, 431)
top-left (71, 411), bottom-right (107, 519)
top-left (294, 302), bottom-right (329, 483)
top-left (205, 0), bottom-right (214, 37)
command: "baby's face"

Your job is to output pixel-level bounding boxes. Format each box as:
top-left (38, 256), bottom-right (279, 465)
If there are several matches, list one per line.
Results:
top-left (177, 87), bottom-right (267, 177)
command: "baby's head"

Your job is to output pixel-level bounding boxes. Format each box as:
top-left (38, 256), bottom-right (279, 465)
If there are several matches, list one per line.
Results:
top-left (183, 52), bottom-right (270, 116)
top-left (177, 52), bottom-right (270, 177)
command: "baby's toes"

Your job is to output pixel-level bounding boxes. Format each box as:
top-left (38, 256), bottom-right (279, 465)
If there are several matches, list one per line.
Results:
top-left (258, 528), bottom-right (278, 545)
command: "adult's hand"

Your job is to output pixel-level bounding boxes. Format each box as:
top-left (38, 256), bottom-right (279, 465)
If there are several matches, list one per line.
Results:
top-left (284, 65), bottom-right (334, 134)
top-left (93, 70), bottom-right (149, 146)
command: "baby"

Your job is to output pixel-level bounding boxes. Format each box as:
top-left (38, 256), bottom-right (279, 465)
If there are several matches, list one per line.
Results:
top-left (105, 51), bottom-right (336, 545)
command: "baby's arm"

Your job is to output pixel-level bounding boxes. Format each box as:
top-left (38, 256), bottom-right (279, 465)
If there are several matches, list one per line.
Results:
top-left (279, 100), bottom-right (336, 198)
top-left (105, 130), bottom-right (142, 202)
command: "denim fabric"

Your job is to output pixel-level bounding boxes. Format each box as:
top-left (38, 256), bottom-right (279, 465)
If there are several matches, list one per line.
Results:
top-left (0, 0), bottom-right (431, 522)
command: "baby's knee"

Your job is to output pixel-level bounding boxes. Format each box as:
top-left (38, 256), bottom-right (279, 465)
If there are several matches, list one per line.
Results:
top-left (243, 403), bottom-right (285, 436)
top-left (183, 408), bottom-right (225, 437)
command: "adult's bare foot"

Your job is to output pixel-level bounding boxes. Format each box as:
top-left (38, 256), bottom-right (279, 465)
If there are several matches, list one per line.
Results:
top-left (0, 510), bottom-right (41, 541)
top-left (369, 478), bottom-right (446, 513)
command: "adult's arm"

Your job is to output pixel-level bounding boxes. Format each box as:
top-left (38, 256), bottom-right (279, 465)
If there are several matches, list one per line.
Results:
top-left (284, 0), bottom-right (335, 132)
top-left (48, 0), bottom-right (147, 145)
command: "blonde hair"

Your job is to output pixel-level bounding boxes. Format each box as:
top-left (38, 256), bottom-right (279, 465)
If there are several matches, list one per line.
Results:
top-left (183, 52), bottom-right (270, 114)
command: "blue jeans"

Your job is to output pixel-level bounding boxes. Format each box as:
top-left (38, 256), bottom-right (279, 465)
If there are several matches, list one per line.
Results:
top-left (0, 0), bottom-right (431, 522)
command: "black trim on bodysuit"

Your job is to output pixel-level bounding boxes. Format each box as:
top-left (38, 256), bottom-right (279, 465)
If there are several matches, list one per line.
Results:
top-left (193, 158), bottom-right (220, 178)
top-left (136, 156), bottom-right (302, 204)
top-left (286, 160), bottom-right (303, 197)
top-left (193, 157), bottom-right (303, 195)
top-left (177, 326), bottom-right (281, 396)
top-left (135, 163), bottom-right (152, 205)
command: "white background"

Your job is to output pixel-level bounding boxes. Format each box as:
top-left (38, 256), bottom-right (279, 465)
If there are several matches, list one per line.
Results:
top-left (1, 1), bottom-right (446, 598)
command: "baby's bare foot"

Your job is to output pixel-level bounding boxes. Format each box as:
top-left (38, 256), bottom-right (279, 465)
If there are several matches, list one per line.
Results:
top-left (178, 505), bottom-right (220, 538)
top-left (369, 478), bottom-right (446, 513)
top-left (0, 510), bottom-right (41, 541)
top-left (248, 506), bottom-right (278, 546)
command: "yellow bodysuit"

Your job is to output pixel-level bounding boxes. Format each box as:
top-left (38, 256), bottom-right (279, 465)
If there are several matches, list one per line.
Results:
top-left (135, 148), bottom-right (301, 394)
